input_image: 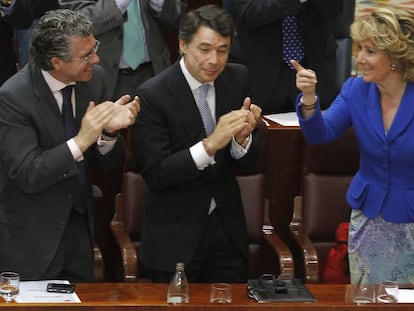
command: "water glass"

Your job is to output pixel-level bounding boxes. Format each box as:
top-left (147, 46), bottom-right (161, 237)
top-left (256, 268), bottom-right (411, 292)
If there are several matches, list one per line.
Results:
top-left (0, 272), bottom-right (19, 303)
top-left (376, 280), bottom-right (398, 303)
top-left (210, 283), bottom-right (232, 303)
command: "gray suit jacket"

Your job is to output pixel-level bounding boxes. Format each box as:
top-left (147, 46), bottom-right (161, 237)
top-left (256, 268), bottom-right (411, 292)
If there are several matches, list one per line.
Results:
top-left (0, 63), bottom-right (125, 280)
top-left (59, 0), bottom-right (187, 97)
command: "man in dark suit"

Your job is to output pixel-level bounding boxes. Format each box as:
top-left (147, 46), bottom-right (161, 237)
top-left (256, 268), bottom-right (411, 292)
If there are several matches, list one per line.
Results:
top-left (131, 4), bottom-right (262, 283)
top-left (0, 9), bottom-right (139, 281)
top-left (59, 0), bottom-right (187, 100)
top-left (224, 0), bottom-right (343, 113)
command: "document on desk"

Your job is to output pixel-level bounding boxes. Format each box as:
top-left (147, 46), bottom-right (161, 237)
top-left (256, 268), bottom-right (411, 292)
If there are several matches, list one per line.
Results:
top-left (398, 289), bottom-right (414, 303)
top-left (15, 280), bottom-right (81, 303)
top-left (263, 112), bottom-right (299, 127)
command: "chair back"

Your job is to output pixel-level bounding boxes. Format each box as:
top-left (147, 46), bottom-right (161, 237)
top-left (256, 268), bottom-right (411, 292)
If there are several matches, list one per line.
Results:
top-left (302, 128), bottom-right (359, 267)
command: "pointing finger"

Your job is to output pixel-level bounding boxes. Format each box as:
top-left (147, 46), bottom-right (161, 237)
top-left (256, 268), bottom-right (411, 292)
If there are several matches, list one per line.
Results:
top-left (290, 60), bottom-right (305, 72)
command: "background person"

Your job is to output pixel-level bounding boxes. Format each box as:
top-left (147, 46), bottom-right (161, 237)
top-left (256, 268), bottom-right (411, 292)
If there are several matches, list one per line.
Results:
top-left (224, 0), bottom-right (343, 114)
top-left (131, 4), bottom-right (262, 283)
top-left (293, 7), bottom-right (414, 284)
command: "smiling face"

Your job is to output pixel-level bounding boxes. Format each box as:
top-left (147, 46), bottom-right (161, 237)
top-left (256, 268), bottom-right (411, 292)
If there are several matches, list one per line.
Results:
top-left (50, 35), bottom-right (100, 84)
top-left (179, 25), bottom-right (231, 83)
top-left (356, 39), bottom-right (394, 83)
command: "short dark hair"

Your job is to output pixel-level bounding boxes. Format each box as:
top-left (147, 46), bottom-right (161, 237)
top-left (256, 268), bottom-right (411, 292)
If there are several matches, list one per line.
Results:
top-left (30, 9), bottom-right (93, 70)
top-left (178, 4), bottom-right (236, 44)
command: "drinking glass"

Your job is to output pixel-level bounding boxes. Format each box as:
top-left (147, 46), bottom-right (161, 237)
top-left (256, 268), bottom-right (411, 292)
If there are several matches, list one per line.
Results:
top-left (376, 280), bottom-right (398, 303)
top-left (0, 272), bottom-right (19, 303)
top-left (210, 283), bottom-right (232, 303)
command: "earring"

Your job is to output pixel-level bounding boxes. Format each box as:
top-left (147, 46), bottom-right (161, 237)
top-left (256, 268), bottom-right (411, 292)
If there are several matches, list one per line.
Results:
top-left (391, 63), bottom-right (398, 71)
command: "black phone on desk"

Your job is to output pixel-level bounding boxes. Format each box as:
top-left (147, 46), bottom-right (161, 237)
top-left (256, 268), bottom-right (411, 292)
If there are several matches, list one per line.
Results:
top-left (46, 283), bottom-right (75, 294)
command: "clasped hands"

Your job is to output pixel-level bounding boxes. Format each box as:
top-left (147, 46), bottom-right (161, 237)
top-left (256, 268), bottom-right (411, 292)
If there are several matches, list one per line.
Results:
top-left (75, 95), bottom-right (140, 152)
top-left (202, 97), bottom-right (262, 156)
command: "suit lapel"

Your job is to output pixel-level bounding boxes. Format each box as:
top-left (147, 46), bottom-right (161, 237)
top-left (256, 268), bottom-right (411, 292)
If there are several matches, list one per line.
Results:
top-left (169, 63), bottom-right (207, 141)
top-left (366, 84), bottom-right (387, 143)
top-left (31, 64), bottom-right (66, 144)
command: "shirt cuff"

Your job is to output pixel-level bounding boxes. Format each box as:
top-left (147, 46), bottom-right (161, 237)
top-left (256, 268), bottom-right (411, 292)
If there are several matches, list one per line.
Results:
top-left (230, 134), bottom-right (251, 159)
top-left (149, 0), bottom-right (165, 12)
top-left (67, 138), bottom-right (84, 162)
top-left (190, 141), bottom-right (215, 170)
top-left (115, 0), bottom-right (131, 13)
top-left (97, 135), bottom-right (117, 155)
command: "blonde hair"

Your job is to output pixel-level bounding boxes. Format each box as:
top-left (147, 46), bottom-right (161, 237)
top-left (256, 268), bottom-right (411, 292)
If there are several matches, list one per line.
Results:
top-left (351, 7), bottom-right (414, 81)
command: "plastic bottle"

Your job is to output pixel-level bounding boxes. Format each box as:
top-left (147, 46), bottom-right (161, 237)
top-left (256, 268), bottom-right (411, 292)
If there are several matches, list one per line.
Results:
top-left (167, 262), bottom-right (189, 304)
top-left (353, 267), bottom-right (375, 304)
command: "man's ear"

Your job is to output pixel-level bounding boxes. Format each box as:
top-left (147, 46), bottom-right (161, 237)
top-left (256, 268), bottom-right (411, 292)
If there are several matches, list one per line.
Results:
top-left (50, 56), bottom-right (63, 71)
top-left (178, 39), bottom-right (187, 55)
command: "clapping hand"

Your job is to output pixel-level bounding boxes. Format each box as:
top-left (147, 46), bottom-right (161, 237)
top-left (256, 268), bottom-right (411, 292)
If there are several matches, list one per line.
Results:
top-left (105, 95), bottom-right (140, 133)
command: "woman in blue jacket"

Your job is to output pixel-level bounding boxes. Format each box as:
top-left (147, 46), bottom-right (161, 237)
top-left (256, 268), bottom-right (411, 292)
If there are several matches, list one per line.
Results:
top-left (292, 7), bottom-right (414, 284)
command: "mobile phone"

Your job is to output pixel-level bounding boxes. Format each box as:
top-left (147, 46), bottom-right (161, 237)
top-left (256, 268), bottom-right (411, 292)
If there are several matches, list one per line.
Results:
top-left (46, 283), bottom-right (75, 294)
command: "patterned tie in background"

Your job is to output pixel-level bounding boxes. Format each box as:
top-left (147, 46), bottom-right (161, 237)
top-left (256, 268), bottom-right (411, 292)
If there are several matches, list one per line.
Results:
top-left (282, 15), bottom-right (305, 70)
top-left (122, 0), bottom-right (146, 70)
top-left (198, 84), bottom-right (215, 136)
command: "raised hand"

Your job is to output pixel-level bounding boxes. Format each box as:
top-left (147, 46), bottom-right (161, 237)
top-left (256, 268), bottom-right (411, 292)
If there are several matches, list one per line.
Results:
top-left (105, 95), bottom-right (140, 133)
top-left (291, 60), bottom-right (318, 96)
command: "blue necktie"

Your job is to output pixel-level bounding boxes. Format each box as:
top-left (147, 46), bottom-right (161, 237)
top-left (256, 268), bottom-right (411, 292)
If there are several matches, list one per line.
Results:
top-left (122, 1), bottom-right (146, 69)
top-left (198, 84), bottom-right (215, 136)
top-left (282, 15), bottom-right (304, 69)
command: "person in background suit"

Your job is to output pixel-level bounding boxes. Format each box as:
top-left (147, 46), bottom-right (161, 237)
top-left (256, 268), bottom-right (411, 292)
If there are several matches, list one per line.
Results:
top-left (59, 0), bottom-right (187, 100)
top-left (16, 0), bottom-right (60, 67)
top-left (0, 0), bottom-right (32, 85)
top-left (0, 9), bottom-right (139, 281)
top-left (131, 4), bottom-right (262, 283)
top-left (224, 0), bottom-right (343, 114)
top-left (293, 7), bottom-right (414, 284)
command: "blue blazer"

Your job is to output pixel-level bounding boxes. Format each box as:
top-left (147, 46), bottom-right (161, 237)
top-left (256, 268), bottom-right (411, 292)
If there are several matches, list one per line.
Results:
top-left (297, 77), bottom-right (414, 223)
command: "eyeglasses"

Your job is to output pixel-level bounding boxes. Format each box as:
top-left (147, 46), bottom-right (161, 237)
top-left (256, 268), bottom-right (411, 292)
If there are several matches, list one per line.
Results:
top-left (70, 40), bottom-right (100, 63)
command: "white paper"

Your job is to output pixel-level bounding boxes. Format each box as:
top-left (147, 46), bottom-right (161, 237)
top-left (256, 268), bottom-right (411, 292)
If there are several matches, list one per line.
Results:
top-left (15, 280), bottom-right (81, 303)
top-left (398, 289), bottom-right (414, 303)
top-left (263, 112), bottom-right (299, 127)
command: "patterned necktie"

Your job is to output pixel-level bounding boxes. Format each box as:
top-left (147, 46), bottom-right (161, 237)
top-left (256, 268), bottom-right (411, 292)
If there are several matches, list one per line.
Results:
top-left (61, 85), bottom-right (75, 140)
top-left (122, 0), bottom-right (146, 69)
top-left (198, 84), bottom-right (215, 136)
top-left (282, 15), bottom-right (304, 69)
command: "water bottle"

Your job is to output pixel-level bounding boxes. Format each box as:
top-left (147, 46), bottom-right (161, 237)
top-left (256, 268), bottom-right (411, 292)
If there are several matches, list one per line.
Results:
top-left (353, 267), bottom-right (375, 304)
top-left (167, 262), bottom-right (189, 304)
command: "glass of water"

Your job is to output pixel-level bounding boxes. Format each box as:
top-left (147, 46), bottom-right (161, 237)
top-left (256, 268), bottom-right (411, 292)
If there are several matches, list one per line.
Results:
top-left (0, 272), bottom-right (19, 303)
top-left (376, 280), bottom-right (398, 303)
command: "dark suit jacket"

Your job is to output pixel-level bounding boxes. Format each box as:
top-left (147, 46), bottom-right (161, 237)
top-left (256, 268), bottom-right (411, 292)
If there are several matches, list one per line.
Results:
top-left (131, 61), bottom-right (260, 273)
top-left (0, 63), bottom-right (125, 280)
top-left (59, 0), bottom-right (187, 98)
top-left (226, 0), bottom-right (343, 112)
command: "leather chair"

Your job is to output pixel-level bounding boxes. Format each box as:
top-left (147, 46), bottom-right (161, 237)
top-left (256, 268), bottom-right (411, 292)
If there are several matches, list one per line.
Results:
top-left (289, 128), bottom-right (359, 283)
top-left (110, 172), bottom-right (294, 282)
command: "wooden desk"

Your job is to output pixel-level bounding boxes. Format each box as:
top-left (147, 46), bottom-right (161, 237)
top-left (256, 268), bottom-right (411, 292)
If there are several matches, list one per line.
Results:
top-left (2, 283), bottom-right (412, 310)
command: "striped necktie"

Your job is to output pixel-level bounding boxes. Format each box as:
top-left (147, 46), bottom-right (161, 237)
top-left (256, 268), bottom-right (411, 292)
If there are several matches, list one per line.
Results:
top-left (198, 84), bottom-right (215, 136)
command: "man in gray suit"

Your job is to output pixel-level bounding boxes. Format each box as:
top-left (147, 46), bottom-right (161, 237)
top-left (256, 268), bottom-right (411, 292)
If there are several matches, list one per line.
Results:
top-left (0, 9), bottom-right (139, 281)
top-left (59, 0), bottom-right (187, 100)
